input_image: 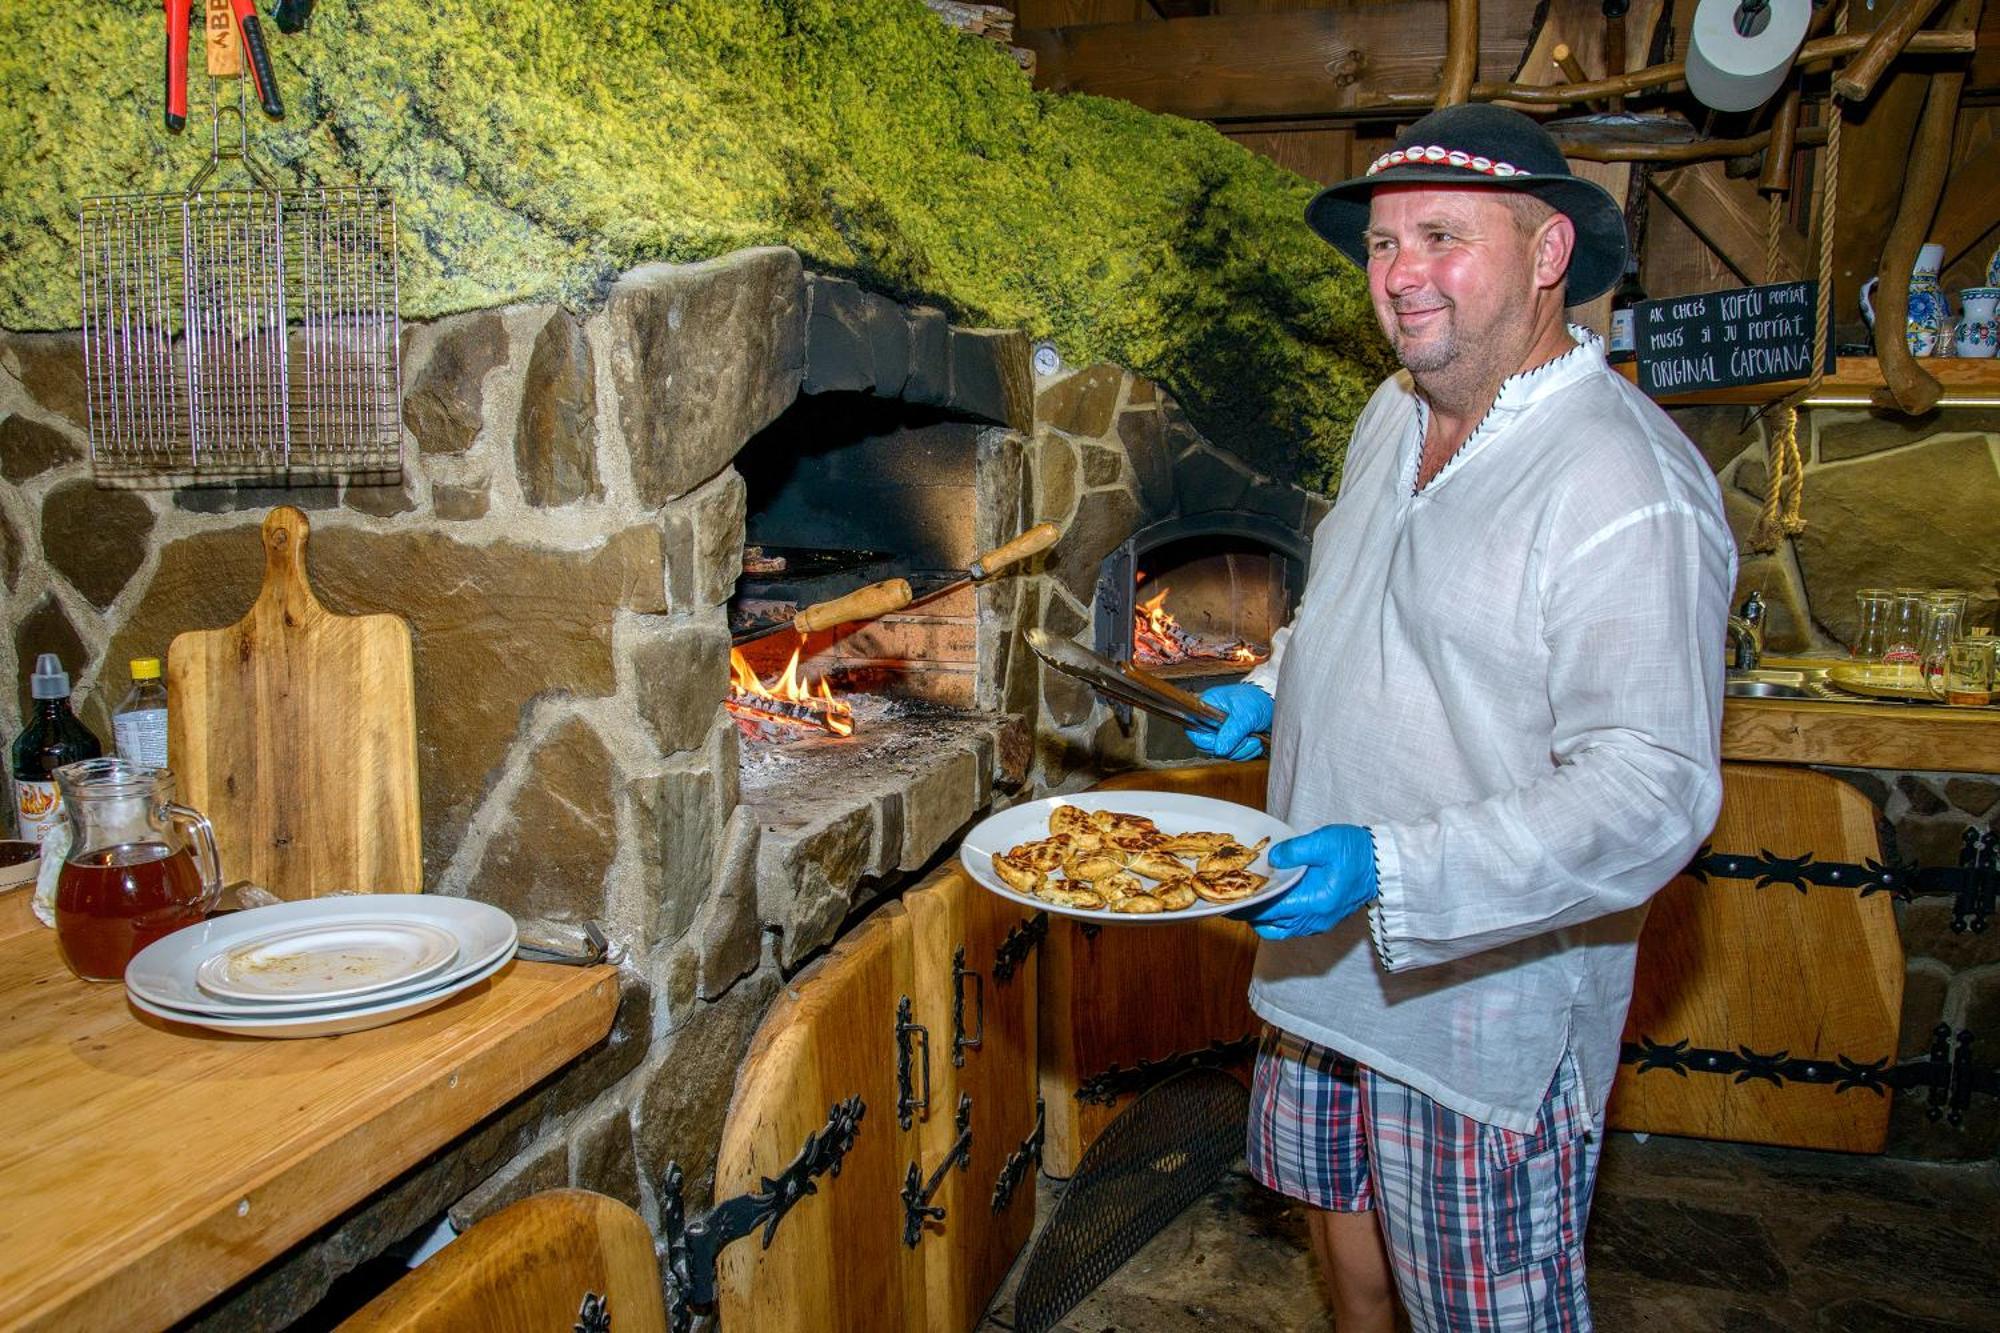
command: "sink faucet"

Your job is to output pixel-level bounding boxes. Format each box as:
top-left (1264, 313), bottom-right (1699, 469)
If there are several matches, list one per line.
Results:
top-left (1727, 590), bottom-right (1765, 671)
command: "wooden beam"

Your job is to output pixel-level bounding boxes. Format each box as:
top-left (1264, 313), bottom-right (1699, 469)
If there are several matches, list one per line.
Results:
top-left (1439, 0), bottom-right (1480, 106)
top-left (1020, 2), bottom-right (1544, 120)
top-left (1651, 161), bottom-right (1804, 286)
top-left (1929, 136), bottom-right (2000, 271)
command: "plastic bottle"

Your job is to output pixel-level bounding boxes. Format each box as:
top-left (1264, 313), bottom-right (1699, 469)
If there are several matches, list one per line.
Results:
top-left (11, 654), bottom-right (104, 845)
top-left (113, 657), bottom-right (170, 769)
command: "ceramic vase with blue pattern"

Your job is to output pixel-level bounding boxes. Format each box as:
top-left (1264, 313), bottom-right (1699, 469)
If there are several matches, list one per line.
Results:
top-left (1863, 243), bottom-right (1948, 356)
top-left (1954, 287), bottom-right (2000, 358)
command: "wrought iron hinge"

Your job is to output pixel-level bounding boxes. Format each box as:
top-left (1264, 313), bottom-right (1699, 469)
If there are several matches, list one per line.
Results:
top-left (991, 1095), bottom-right (1045, 1215)
top-left (574, 1290), bottom-right (610, 1333)
top-left (660, 1095), bottom-right (865, 1333)
top-left (1075, 1035), bottom-right (1259, 1107)
top-left (1687, 823), bottom-right (1998, 931)
top-left (902, 1092), bottom-right (974, 1247)
top-left (897, 995), bottom-right (931, 1130)
top-left (951, 946), bottom-right (984, 1067)
top-left (992, 910), bottom-right (1048, 982)
top-left (1619, 1024), bottom-right (2000, 1129)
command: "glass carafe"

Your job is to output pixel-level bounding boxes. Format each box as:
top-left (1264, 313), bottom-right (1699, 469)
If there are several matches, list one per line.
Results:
top-left (1920, 590), bottom-right (1968, 691)
top-left (53, 759), bottom-right (221, 981)
top-left (1853, 588), bottom-right (1893, 660)
top-left (1883, 588), bottom-right (1927, 665)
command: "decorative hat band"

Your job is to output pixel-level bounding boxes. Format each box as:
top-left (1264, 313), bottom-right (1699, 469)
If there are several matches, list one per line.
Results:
top-left (1364, 146), bottom-right (1525, 178)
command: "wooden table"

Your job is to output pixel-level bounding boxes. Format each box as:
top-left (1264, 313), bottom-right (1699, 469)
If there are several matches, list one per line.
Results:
top-left (0, 889), bottom-right (619, 1332)
top-left (1721, 659), bottom-right (2000, 774)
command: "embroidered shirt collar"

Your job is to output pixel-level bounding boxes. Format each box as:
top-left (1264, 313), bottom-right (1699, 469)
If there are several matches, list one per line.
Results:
top-left (1405, 326), bottom-right (1602, 496)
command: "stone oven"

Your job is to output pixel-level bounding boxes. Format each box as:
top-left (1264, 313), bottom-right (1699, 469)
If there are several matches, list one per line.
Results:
top-left (0, 244), bottom-right (1322, 1324)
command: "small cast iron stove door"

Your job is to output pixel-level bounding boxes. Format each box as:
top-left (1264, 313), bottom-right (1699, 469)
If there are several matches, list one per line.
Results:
top-left (1608, 764), bottom-right (1904, 1153)
top-left (714, 870), bottom-right (1041, 1331)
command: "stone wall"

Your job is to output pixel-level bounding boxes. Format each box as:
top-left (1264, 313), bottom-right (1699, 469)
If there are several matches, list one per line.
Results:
top-left (1012, 362), bottom-right (1329, 787)
top-left (1677, 403), bottom-right (2000, 1158)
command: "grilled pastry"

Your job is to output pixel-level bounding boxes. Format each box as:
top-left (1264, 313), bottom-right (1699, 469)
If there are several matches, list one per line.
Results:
top-left (1007, 834), bottom-right (1075, 874)
top-left (1090, 810), bottom-right (1160, 838)
top-left (992, 851), bottom-right (1045, 895)
top-left (1154, 878), bottom-right (1199, 911)
top-left (1065, 852), bottom-right (1128, 883)
top-left (1198, 836), bottom-right (1270, 875)
top-left (1191, 869), bottom-right (1268, 903)
top-left (1035, 881), bottom-right (1106, 909)
top-left (1160, 830), bottom-right (1233, 855)
top-left (1049, 806), bottom-right (1098, 838)
top-left (1126, 849), bottom-right (1193, 881)
top-left (1092, 870), bottom-right (1144, 903)
top-left (1111, 893), bottom-right (1166, 914)
top-left (1105, 827), bottom-right (1175, 854)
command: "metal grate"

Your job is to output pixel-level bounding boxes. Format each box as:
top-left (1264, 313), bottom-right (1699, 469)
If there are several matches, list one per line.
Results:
top-left (1010, 1068), bottom-right (1249, 1333)
top-left (77, 93), bottom-right (400, 483)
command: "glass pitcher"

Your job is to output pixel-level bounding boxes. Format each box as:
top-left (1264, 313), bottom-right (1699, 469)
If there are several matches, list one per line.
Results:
top-left (52, 759), bottom-right (222, 982)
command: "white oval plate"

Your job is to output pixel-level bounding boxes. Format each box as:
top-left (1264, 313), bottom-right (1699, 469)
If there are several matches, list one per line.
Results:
top-left (129, 946), bottom-right (516, 1038)
top-left (958, 792), bottom-right (1302, 923)
top-left (196, 920), bottom-right (460, 1003)
top-left (127, 895), bottom-right (516, 1018)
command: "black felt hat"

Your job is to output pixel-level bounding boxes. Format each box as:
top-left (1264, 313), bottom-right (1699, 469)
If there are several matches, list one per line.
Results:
top-left (1304, 104), bottom-right (1629, 304)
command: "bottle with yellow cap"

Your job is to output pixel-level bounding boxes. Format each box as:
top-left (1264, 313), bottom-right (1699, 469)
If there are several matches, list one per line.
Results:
top-left (112, 657), bottom-right (169, 770)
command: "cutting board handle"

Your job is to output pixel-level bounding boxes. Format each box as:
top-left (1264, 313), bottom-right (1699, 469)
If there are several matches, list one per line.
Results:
top-left (255, 505), bottom-right (325, 627)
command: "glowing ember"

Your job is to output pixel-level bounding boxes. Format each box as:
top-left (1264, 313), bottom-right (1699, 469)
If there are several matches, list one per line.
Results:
top-left (1133, 586), bottom-right (1265, 668)
top-left (726, 647), bottom-right (855, 738)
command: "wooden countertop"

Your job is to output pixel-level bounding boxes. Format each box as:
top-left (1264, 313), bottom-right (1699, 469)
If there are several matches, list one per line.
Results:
top-left (1722, 676), bottom-right (2000, 774)
top-left (0, 889), bottom-right (619, 1332)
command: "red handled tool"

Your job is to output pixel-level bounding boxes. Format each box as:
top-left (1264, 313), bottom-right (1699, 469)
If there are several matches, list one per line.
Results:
top-left (228, 0), bottom-right (285, 119)
top-left (164, 0), bottom-right (190, 132)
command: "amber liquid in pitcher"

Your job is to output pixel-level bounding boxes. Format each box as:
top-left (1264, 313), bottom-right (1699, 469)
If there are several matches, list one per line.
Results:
top-left (55, 842), bottom-right (209, 981)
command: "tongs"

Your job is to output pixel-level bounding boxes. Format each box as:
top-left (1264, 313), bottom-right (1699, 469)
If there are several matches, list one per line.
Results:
top-left (1025, 628), bottom-right (1267, 740)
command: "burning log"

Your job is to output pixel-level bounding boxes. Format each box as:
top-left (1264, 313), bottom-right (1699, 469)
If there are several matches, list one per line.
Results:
top-left (1133, 587), bottom-right (1266, 669)
top-left (727, 648), bottom-right (856, 739)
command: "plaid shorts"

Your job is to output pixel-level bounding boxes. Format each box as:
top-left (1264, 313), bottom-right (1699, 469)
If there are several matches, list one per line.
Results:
top-left (1247, 1026), bottom-right (1601, 1332)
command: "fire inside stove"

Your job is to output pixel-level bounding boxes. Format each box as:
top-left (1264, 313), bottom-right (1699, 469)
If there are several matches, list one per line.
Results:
top-left (1133, 586), bottom-right (1266, 670)
top-left (727, 647), bottom-right (855, 740)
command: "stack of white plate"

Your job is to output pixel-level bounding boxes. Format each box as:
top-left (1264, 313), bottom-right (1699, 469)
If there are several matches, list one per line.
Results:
top-left (125, 895), bottom-right (518, 1038)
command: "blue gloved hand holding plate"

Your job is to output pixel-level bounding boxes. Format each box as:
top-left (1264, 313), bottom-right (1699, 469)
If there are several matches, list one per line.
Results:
top-left (1231, 823), bottom-right (1378, 940)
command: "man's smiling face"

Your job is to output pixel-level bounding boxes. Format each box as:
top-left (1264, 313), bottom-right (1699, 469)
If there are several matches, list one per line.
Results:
top-left (1362, 184), bottom-right (1552, 383)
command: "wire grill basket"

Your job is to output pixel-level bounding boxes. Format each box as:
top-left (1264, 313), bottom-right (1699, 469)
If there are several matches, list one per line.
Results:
top-left (1010, 1068), bottom-right (1250, 1333)
top-left (77, 97), bottom-right (401, 483)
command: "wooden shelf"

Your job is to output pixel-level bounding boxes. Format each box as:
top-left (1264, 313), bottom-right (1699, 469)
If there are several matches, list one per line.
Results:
top-left (1615, 356), bottom-right (2000, 407)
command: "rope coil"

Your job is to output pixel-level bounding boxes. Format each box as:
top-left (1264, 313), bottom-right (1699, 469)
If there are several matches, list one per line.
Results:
top-left (1749, 9), bottom-right (1843, 552)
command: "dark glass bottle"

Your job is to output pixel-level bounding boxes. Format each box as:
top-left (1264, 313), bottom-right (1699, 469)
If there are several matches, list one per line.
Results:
top-left (11, 654), bottom-right (104, 846)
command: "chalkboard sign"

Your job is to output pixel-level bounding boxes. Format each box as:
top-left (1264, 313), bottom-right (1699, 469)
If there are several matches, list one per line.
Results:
top-left (1632, 281), bottom-right (1832, 397)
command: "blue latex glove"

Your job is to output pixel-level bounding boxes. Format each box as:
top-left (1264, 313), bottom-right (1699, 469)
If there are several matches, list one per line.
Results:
top-left (1232, 824), bottom-right (1379, 940)
top-left (1185, 683), bottom-right (1273, 761)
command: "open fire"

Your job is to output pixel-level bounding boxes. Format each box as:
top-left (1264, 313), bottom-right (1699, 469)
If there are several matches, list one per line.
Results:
top-left (1133, 586), bottom-right (1264, 669)
top-left (727, 647), bottom-right (856, 739)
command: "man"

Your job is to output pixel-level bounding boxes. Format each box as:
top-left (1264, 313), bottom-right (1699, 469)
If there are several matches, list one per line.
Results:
top-left (1188, 104), bottom-right (1734, 1331)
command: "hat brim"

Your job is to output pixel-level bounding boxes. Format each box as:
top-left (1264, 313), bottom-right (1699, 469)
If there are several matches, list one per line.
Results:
top-left (1305, 168), bottom-right (1629, 305)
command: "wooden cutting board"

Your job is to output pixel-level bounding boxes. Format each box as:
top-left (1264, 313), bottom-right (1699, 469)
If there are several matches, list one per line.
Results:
top-left (167, 506), bottom-right (422, 898)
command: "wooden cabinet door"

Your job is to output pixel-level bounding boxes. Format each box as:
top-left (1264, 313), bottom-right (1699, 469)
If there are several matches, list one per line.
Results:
top-left (1608, 764), bottom-right (1905, 1152)
top-left (714, 903), bottom-right (925, 1332)
top-left (1037, 763), bottom-right (1265, 1176)
top-left (904, 867), bottom-right (1040, 1332)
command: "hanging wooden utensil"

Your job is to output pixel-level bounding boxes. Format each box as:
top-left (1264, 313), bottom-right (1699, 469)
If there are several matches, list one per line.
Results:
top-left (167, 507), bottom-right (422, 898)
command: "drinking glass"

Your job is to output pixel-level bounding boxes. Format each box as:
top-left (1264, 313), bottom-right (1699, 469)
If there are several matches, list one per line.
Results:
top-left (1935, 639), bottom-right (1994, 707)
top-left (1919, 590), bottom-right (1967, 685)
top-left (1883, 588), bottom-right (1927, 664)
top-left (1853, 588), bottom-right (1893, 661)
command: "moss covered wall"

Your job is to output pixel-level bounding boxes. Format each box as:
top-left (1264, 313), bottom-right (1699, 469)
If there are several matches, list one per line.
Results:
top-left (0, 0), bottom-right (1393, 489)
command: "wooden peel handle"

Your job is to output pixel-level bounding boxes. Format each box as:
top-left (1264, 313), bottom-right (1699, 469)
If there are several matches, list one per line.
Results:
top-left (793, 578), bottom-right (913, 634)
top-left (968, 522), bottom-right (1059, 580)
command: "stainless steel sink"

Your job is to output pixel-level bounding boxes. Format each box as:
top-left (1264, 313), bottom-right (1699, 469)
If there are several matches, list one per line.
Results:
top-left (1725, 679), bottom-right (1807, 698)
top-left (1724, 667), bottom-right (1828, 700)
